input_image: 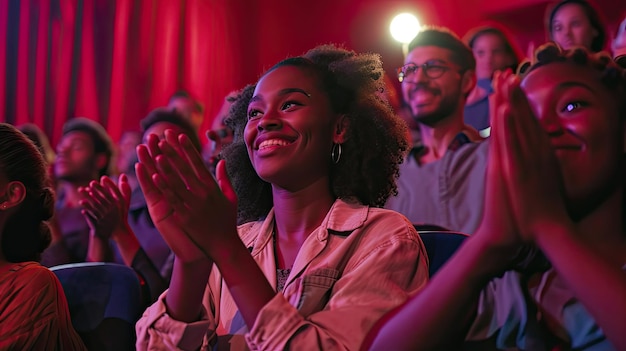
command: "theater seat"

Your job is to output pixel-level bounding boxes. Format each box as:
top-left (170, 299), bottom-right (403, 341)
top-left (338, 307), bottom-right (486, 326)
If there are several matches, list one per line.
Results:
top-left (417, 230), bottom-right (469, 277)
top-left (50, 262), bottom-right (144, 351)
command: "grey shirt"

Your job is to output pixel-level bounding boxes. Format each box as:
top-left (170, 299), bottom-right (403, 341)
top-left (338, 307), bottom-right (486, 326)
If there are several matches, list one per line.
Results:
top-left (386, 140), bottom-right (489, 234)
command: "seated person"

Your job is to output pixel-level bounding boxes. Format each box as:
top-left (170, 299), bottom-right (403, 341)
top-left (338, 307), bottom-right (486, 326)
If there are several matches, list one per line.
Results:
top-left (547, 0), bottom-right (608, 53)
top-left (203, 91), bottom-right (237, 174)
top-left (386, 27), bottom-right (487, 234)
top-left (80, 109), bottom-right (203, 303)
top-left (40, 117), bottom-right (114, 267)
top-left (464, 25), bottom-right (520, 135)
top-left (0, 123), bottom-right (86, 350)
top-left (135, 44), bottom-right (429, 350)
top-left (366, 44), bottom-right (626, 350)
top-left (167, 90), bottom-right (204, 132)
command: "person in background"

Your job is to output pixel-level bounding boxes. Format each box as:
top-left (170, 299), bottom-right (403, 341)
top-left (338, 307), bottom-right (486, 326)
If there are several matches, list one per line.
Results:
top-left (386, 27), bottom-right (488, 234)
top-left (41, 117), bottom-right (114, 267)
top-left (0, 123), bottom-right (86, 350)
top-left (203, 91), bottom-right (238, 174)
top-left (80, 109), bottom-right (201, 303)
top-left (135, 44), bottom-right (428, 350)
top-left (114, 130), bottom-right (141, 191)
top-left (168, 90), bottom-right (205, 133)
top-left (464, 25), bottom-right (520, 135)
top-left (367, 44), bottom-right (626, 351)
top-left (547, 0), bottom-right (607, 52)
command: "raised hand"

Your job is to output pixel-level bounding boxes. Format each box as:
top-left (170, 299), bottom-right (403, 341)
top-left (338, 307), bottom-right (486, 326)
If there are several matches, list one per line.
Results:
top-left (494, 71), bottom-right (569, 241)
top-left (473, 70), bottom-right (523, 256)
top-left (136, 131), bottom-right (239, 265)
top-left (79, 174), bottom-right (132, 239)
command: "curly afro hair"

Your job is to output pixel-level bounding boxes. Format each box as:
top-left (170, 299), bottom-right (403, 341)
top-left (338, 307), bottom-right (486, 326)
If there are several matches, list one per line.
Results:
top-left (222, 44), bottom-right (408, 224)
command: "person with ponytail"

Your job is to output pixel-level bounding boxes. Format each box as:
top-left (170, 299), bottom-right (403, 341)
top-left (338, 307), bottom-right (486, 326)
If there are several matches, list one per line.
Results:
top-left (0, 123), bottom-right (86, 350)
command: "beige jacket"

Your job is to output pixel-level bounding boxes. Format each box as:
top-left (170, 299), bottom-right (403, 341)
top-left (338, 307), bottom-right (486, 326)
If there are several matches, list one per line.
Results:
top-left (136, 199), bottom-right (429, 351)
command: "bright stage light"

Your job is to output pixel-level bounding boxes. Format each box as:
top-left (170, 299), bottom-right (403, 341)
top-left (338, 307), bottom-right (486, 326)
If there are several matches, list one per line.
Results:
top-left (390, 13), bottom-right (420, 44)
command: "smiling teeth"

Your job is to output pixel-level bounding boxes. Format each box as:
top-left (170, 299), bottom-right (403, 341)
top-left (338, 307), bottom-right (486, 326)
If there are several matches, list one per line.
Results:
top-left (259, 139), bottom-right (290, 149)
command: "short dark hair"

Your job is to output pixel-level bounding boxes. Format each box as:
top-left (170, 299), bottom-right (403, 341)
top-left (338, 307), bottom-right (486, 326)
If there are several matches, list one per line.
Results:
top-left (223, 45), bottom-right (408, 223)
top-left (140, 108), bottom-right (202, 151)
top-left (62, 117), bottom-right (114, 177)
top-left (169, 90), bottom-right (204, 114)
top-left (547, 0), bottom-right (607, 52)
top-left (0, 123), bottom-right (55, 262)
top-left (408, 27), bottom-right (476, 71)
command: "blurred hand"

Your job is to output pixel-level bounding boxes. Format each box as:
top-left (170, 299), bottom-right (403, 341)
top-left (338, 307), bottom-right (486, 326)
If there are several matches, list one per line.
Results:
top-left (79, 174), bottom-right (132, 239)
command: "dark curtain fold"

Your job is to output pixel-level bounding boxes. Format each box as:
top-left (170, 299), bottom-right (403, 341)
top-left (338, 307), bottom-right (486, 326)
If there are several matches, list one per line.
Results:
top-left (0, 0), bottom-right (248, 146)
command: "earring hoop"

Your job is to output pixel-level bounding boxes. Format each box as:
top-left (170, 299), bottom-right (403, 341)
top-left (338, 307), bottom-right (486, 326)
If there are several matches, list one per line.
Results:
top-left (331, 143), bottom-right (342, 164)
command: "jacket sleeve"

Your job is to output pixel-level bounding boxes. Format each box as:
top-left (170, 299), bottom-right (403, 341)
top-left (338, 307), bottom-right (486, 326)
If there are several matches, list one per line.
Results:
top-left (245, 219), bottom-right (429, 351)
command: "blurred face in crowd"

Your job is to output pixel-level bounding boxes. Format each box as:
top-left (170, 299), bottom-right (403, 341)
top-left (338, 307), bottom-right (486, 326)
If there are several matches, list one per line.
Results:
top-left (401, 46), bottom-right (469, 126)
top-left (168, 97), bottom-right (203, 131)
top-left (551, 3), bottom-right (598, 51)
top-left (205, 94), bottom-right (235, 165)
top-left (116, 131), bottom-right (140, 174)
top-left (521, 62), bottom-right (624, 218)
top-left (472, 33), bottom-right (515, 79)
top-left (142, 122), bottom-right (188, 145)
top-left (54, 131), bottom-right (101, 183)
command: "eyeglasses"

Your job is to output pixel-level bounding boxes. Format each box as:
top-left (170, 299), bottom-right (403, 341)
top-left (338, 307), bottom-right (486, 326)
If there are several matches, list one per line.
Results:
top-left (397, 62), bottom-right (453, 82)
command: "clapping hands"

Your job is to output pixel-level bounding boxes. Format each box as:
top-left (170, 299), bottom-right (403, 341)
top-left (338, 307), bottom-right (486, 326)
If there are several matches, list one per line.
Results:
top-left (135, 131), bottom-right (239, 266)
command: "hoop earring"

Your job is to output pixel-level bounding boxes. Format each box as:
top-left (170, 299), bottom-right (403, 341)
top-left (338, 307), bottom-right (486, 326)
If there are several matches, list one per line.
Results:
top-left (331, 143), bottom-right (342, 164)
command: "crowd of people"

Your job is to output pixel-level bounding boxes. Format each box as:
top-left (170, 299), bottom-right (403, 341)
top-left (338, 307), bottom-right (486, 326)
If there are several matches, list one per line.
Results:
top-left (0, 0), bottom-right (625, 350)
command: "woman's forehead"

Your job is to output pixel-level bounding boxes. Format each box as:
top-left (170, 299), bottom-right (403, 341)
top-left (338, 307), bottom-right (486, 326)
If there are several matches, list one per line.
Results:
top-left (521, 62), bottom-right (603, 91)
top-left (254, 65), bottom-right (319, 97)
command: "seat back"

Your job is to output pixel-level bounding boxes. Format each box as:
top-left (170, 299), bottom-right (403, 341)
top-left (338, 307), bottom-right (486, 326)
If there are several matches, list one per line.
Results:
top-left (50, 262), bottom-right (143, 351)
top-left (417, 230), bottom-right (469, 277)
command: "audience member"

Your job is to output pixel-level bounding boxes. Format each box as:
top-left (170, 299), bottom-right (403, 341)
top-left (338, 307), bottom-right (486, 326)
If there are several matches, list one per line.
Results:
top-left (135, 44), bottom-right (428, 350)
top-left (367, 44), bottom-right (626, 351)
top-left (0, 123), bottom-right (86, 350)
top-left (167, 90), bottom-right (204, 132)
top-left (40, 117), bottom-right (114, 267)
top-left (115, 130), bottom-right (141, 191)
top-left (203, 91), bottom-right (237, 174)
top-left (386, 27), bottom-right (488, 233)
top-left (547, 0), bottom-right (607, 52)
top-left (80, 109), bottom-right (200, 302)
top-left (464, 26), bottom-right (521, 134)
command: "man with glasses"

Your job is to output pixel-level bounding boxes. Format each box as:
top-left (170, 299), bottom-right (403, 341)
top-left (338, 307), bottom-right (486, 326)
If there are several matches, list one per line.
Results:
top-left (386, 27), bottom-right (488, 234)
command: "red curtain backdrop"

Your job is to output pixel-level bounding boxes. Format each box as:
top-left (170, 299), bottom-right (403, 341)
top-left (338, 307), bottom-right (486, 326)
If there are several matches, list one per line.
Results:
top-left (1, 0), bottom-right (622, 147)
top-left (0, 0), bottom-right (249, 146)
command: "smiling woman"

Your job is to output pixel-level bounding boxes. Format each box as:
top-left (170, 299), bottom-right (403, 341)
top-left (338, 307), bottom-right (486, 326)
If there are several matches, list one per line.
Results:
top-left (547, 0), bottom-right (608, 52)
top-left (134, 44), bottom-right (428, 351)
top-left (366, 43), bottom-right (626, 351)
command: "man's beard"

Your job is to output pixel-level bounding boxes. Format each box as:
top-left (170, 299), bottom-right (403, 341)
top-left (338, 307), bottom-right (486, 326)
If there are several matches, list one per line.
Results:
top-left (408, 84), bottom-right (461, 127)
top-left (412, 96), bottom-right (459, 127)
